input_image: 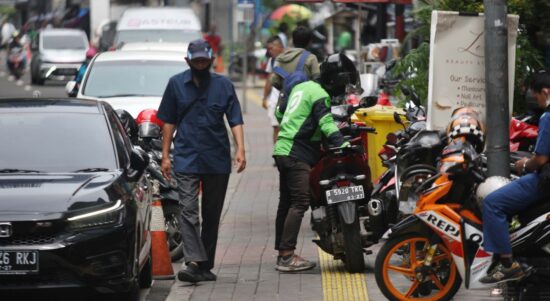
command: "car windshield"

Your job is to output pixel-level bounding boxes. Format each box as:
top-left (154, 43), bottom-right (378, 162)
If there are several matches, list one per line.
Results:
top-left (83, 60), bottom-right (187, 98)
top-left (0, 113), bottom-right (117, 172)
top-left (43, 35), bottom-right (87, 50)
top-left (116, 30), bottom-right (201, 44)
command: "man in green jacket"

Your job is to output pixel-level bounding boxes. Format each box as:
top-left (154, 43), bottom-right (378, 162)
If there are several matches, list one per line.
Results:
top-left (273, 53), bottom-right (358, 272)
top-left (271, 26), bottom-right (319, 92)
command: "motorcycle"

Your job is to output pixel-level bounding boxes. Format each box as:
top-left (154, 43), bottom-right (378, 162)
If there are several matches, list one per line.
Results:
top-left (374, 140), bottom-right (550, 301)
top-left (510, 115), bottom-right (538, 152)
top-left (364, 98), bottom-right (437, 245)
top-left (7, 46), bottom-right (26, 79)
top-left (309, 89), bottom-right (378, 273)
top-left (139, 137), bottom-right (184, 262)
top-left (366, 96), bottom-right (444, 249)
top-left (117, 109), bottom-right (184, 261)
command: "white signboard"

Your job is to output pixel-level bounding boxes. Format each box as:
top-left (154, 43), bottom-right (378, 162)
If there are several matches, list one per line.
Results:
top-left (427, 11), bottom-right (519, 130)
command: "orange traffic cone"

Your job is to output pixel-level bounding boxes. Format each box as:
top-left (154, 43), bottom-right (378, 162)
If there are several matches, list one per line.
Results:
top-left (215, 56), bottom-right (224, 73)
top-left (151, 200), bottom-right (175, 280)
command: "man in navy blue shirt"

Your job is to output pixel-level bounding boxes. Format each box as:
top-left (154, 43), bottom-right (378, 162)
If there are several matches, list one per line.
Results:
top-left (481, 72), bottom-right (550, 284)
top-left (157, 39), bottom-right (246, 283)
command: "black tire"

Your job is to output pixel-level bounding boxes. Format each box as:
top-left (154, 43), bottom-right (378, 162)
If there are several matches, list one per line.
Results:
top-left (138, 254), bottom-right (153, 289)
top-left (163, 203), bottom-right (184, 261)
top-left (340, 215), bottom-right (365, 273)
top-left (399, 164), bottom-right (437, 205)
top-left (31, 73), bottom-right (44, 85)
top-left (374, 232), bottom-right (462, 301)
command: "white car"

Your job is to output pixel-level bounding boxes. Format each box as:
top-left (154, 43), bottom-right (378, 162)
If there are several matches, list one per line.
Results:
top-left (68, 50), bottom-right (188, 117)
top-left (120, 42), bottom-right (188, 56)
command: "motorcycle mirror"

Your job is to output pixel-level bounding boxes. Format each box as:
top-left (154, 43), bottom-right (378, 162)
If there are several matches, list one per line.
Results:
top-left (400, 86), bottom-right (411, 96)
top-left (65, 81), bottom-right (78, 97)
top-left (393, 111), bottom-right (405, 127)
top-left (362, 96), bottom-right (378, 108)
top-left (411, 91), bottom-right (421, 106)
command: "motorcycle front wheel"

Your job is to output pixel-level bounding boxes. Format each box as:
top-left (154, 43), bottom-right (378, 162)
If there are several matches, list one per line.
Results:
top-left (340, 216), bottom-right (365, 273)
top-left (163, 203), bottom-right (184, 261)
top-left (374, 232), bottom-right (461, 301)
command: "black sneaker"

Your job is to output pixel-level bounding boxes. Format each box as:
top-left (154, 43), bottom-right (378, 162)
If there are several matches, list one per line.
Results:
top-left (479, 261), bottom-right (525, 284)
top-left (275, 254), bottom-right (316, 272)
top-left (202, 270), bottom-right (217, 281)
top-left (177, 263), bottom-right (205, 283)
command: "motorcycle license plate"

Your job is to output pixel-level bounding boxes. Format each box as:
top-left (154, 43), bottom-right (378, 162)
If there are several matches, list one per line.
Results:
top-left (0, 250), bottom-right (39, 274)
top-left (325, 185), bottom-right (364, 204)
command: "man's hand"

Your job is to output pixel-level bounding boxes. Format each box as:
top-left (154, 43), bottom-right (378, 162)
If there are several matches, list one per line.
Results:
top-left (262, 99), bottom-right (268, 110)
top-left (234, 148), bottom-right (246, 173)
top-left (161, 157), bottom-right (172, 181)
top-left (514, 157), bottom-right (529, 175)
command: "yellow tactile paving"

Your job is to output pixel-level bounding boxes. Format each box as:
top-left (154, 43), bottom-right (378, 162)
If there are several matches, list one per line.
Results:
top-left (318, 248), bottom-right (369, 301)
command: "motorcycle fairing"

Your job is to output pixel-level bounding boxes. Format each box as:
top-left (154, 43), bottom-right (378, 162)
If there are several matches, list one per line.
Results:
top-left (511, 212), bottom-right (550, 252)
top-left (460, 218), bottom-right (492, 289)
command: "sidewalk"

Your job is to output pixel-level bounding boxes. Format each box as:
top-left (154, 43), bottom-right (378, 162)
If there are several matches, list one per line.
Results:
top-left (164, 84), bottom-right (502, 301)
top-left (166, 86), bottom-right (323, 301)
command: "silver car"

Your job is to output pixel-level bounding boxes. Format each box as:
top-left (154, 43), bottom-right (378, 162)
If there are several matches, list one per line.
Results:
top-left (67, 50), bottom-right (188, 117)
top-left (30, 28), bottom-right (89, 85)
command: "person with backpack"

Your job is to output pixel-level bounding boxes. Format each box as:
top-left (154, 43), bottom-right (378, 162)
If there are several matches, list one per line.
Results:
top-left (262, 35), bottom-right (285, 147)
top-left (271, 26), bottom-right (320, 97)
top-left (272, 53), bottom-right (356, 272)
top-left (157, 39), bottom-right (246, 283)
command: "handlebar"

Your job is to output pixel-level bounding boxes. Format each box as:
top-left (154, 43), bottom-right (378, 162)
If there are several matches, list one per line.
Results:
top-left (353, 125), bottom-right (376, 133)
top-left (326, 144), bottom-right (362, 155)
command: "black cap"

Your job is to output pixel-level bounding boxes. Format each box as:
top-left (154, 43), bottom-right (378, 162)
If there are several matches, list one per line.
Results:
top-left (187, 39), bottom-right (213, 60)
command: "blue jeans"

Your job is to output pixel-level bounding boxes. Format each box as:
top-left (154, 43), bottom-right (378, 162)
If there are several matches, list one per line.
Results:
top-left (482, 173), bottom-right (541, 254)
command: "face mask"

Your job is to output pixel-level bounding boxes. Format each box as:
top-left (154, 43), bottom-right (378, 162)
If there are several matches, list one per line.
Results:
top-left (190, 64), bottom-right (211, 82)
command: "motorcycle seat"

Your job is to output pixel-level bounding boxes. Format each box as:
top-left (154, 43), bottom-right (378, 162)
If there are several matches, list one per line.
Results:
top-left (518, 200), bottom-right (550, 225)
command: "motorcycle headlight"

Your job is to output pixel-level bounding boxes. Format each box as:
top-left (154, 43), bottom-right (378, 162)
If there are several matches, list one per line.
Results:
top-left (68, 200), bottom-right (125, 230)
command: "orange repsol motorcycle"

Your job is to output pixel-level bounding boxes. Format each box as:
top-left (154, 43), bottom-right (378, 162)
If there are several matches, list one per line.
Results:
top-left (374, 140), bottom-right (550, 301)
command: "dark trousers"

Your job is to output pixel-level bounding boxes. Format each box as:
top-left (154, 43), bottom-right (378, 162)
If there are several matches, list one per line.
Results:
top-left (483, 173), bottom-right (541, 254)
top-left (274, 156), bottom-right (311, 251)
top-left (175, 173), bottom-right (230, 270)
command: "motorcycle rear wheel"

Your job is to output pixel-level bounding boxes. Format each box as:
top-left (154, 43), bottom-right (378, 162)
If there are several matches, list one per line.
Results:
top-left (374, 232), bottom-right (461, 301)
top-left (340, 216), bottom-right (366, 273)
top-left (163, 203), bottom-right (184, 262)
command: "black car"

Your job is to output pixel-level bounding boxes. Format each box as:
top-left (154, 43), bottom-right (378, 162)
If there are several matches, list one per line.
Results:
top-left (0, 99), bottom-right (152, 300)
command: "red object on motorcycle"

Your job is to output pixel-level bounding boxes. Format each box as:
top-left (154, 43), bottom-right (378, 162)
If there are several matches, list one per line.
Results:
top-left (509, 117), bottom-right (538, 151)
top-left (377, 91), bottom-right (391, 106)
top-left (136, 109), bottom-right (164, 127)
top-left (346, 93), bottom-right (360, 106)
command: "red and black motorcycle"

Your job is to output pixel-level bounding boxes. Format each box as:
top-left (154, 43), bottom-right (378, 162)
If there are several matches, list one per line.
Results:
top-left (309, 90), bottom-right (377, 273)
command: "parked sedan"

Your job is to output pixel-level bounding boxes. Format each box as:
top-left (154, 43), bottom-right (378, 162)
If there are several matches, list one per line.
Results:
top-left (30, 28), bottom-right (89, 85)
top-left (67, 50), bottom-right (188, 117)
top-left (0, 99), bottom-right (152, 300)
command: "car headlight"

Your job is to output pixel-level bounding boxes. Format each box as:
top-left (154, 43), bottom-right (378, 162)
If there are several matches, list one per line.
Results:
top-left (68, 200), bottom-right (125, 230)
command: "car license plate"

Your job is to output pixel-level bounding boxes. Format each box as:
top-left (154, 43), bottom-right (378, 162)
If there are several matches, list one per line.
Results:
top-left (57, 68), bottom-right (76, 75)
top-left (0, 250), bottom-right (39, 274)
top-left (325, 185), bottom-right (365, 204)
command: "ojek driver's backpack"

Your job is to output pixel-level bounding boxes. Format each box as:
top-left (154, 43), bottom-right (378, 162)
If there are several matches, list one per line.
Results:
top-left (273, 50), bottom-right (311, 113)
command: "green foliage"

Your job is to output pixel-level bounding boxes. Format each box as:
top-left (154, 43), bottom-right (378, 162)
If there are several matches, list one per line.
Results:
top-left (0, 6), bottom-right (17, 18)
top-left (393, 0), bottom-right (545, 114)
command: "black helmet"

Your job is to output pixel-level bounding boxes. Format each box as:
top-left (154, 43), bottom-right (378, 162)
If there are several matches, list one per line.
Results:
top-left (319, 53), bottom-right (359, 97)
top-left (115, 109), bottom-right (138, 144)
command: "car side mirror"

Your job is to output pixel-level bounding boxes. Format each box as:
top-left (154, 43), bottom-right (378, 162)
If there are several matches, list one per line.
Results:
top-left (65, 81), bottom-right (78, 97)
top-left (127, 147), bottom-right (149, 181)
